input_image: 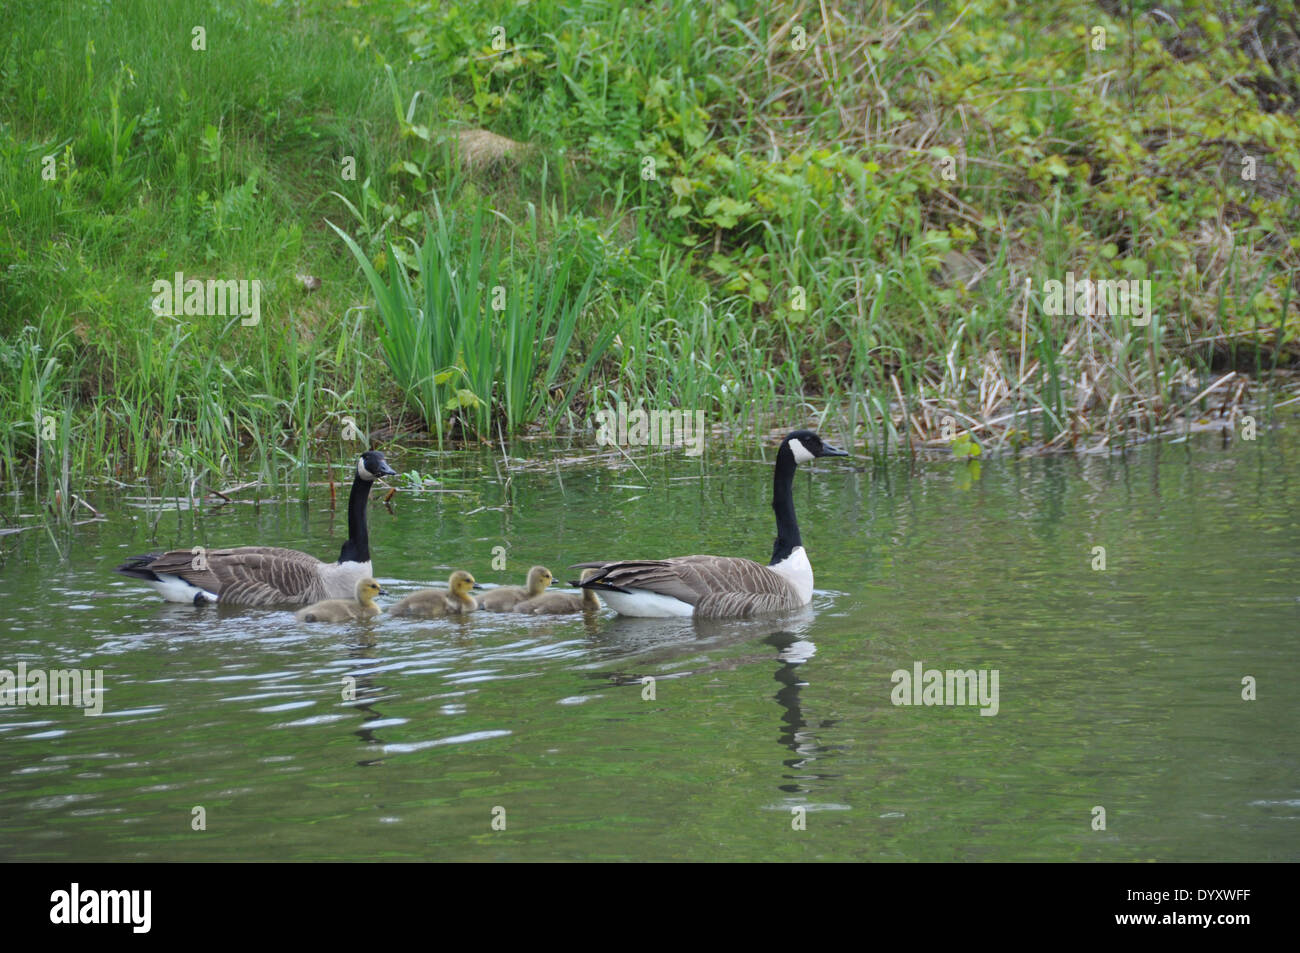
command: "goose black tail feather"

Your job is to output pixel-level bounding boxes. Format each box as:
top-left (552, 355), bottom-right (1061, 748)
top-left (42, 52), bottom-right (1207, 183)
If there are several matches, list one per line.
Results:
top-left (571, 579), bottom-right (632, 593)
top-left (569, 562), bottom-right (632, 593)
top-left (115, 554), bottom-right (164, 582)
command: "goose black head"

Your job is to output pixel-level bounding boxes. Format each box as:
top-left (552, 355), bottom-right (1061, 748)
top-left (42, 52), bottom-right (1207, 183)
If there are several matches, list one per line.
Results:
top-left (357, 450), bottom-right (397, 481)
top-left (782, 430), bottom-right (849, 464)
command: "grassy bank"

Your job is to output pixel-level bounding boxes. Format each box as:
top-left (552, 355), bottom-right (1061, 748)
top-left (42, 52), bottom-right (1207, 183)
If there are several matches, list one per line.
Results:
top-left (1, 0), bottom-right (1298, 497)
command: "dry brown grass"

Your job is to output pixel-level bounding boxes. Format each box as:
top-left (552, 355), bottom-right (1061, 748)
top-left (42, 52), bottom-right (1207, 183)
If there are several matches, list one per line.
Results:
top-left (454, 128), bottom-right (532, 170)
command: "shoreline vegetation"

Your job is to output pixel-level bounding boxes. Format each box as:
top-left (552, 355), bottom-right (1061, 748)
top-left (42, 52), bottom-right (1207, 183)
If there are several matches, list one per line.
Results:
top-left (2, 0), bottom-right (1298, 503)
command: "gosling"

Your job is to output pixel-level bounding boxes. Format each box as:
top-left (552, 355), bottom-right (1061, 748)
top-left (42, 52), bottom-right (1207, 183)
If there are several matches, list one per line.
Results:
top-left (513, 569), bottom-right (602, 615)
top-left (389, 570), bottom-right (480, 618)
top-left (476, 565), bottom-right (552, 611)
top-left (296, 577), bottom-right (386, 623)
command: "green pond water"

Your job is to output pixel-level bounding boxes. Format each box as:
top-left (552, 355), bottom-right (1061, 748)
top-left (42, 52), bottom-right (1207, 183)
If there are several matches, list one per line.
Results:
top-left (1, 424), bottom-right (1298, 862)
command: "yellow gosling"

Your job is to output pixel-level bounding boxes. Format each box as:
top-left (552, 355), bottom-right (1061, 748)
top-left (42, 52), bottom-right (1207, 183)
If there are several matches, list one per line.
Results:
top-left (476, 565), bottom-right (552, 611)
top-left (513, 569), bottom-right (602, 614)
top-left (295, 577), bottom-right (386, 623)
top-left (390, 570), bottom-right (480, 618)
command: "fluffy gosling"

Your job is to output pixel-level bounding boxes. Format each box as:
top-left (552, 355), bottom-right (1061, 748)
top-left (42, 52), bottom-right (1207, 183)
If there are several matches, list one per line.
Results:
top-left (476, 565), bottom-right (552, 611)
top-left (513, 569), bottom-right (602, 614)
top-left (295, 577), bottom-right (386, 623)
top-left (390, 570), bottom-right (480, 618)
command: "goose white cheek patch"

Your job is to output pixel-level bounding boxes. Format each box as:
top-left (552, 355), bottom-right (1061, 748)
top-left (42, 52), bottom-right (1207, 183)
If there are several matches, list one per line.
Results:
top-left (789, 439), bottom-right (815, 464)
top-left (357, 458), bottom-right (374, 480)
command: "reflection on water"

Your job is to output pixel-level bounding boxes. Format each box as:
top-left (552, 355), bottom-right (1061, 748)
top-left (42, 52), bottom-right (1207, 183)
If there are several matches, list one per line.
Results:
top-left (1, 423), bottom-right (1299, 861)
top-left (767, 631), bottom-right (845, 797)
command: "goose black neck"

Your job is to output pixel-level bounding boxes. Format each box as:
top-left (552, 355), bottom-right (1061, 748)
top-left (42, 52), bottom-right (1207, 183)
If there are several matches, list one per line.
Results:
top-left (337, 474), bottom-right (375, 564)
top-left (769, 446), bottom-right (801, 565)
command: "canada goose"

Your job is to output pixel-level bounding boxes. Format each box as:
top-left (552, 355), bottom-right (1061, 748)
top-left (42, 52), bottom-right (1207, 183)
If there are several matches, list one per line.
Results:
top-left (574, 430), bottom-right (848, 618)
top-left (115, 451), bottom-right (397, 606)
top-left (389, 570), bottom-right (480, 618)
top-left (513, 569), bottom-right (602, 614)
top-left (295, 577), bottom-right (387, 623)
top-left (475, 565), bottom-right (553, 611)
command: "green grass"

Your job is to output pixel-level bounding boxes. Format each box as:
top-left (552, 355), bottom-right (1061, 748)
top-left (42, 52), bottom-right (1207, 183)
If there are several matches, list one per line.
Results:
top-left (332, 196), bottom-right (619, 440)
top-left (0, 0), bottom-right (1298, 507)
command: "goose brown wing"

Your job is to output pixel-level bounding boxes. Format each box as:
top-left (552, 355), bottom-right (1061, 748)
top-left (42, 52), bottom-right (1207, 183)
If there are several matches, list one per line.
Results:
top-left (140, 547), bottom-right (324, 605)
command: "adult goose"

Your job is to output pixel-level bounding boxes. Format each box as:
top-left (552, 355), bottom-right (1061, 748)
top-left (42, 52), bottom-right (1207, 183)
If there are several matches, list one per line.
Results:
top-left (115, 450), bottom-right (397, 606)
top-left (296, 577), bottom-right (386, 623)
top-left (573, 430), bottom-right (847, 618)
top-left (389, 570), bottom-right (480, 618)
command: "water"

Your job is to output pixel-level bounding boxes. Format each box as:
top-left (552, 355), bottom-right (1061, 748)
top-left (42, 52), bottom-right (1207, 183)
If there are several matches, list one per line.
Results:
top-left (2, 425), bottom-right (1298, 861)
